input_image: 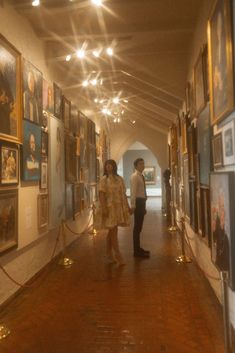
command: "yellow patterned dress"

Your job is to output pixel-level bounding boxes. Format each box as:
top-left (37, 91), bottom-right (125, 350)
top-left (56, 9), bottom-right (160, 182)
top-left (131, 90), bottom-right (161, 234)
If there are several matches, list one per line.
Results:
top-left (95, 175), bottom-right (130, 229)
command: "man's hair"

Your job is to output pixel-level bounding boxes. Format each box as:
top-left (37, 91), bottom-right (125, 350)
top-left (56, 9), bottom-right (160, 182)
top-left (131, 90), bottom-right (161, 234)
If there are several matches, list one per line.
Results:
top-left (134, 158), bottom-right (144, 168)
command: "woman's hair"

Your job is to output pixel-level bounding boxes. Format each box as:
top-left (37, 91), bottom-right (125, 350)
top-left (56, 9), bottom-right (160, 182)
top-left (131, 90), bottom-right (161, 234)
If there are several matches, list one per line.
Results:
top-left (103, 159), bottom-right (118, 176)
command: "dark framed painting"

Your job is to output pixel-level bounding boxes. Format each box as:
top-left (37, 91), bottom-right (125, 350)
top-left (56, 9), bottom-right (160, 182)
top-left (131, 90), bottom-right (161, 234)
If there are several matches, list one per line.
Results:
top-left (208, 0), bottom-right (234, 125)
top-left (88, 144), bottom-right (97, 183)
top-left (143, 166), bottom-right (155, 185)
top-left (65, 134), bottom-right (77, 182)
top-left (183, 155), bottom-right (190, 219)
top-left (70, 106), bottom-right (79, 136)
top-left (189, 179), bottom-right (198, 232)
top-left (210, 172), bottom-right (235, 289)
top-left (197, 103), bottom-right (211, 186)
top-left (65, 183), bottom-right (73, 220)
top-left (73, 183), bottom-right (82, 218)
top-left (0, 142), bottom-right (19, 185)
top-left (62, 96), bottom-right (71, 131)
top-left (202, 44), bottom-right (210, 102)
top-left (22, 120), bottom-right (41, 181)
top-left (200, 186), bottom-right (211, 246)
top-left (40, 159), bottom-right (48, 189)
top-left (23, 59), bottom-right (42, 125)
top-left (222, 119), bottom-right (235, 166)
top-left (187, 124), bottom-right (197, 177)
top-left (212, 132), bottom-right (223, 168)
top-left (42, 79), bottom-right (54, 115)
top-left (0, 34), bottom-right (21, 143)
top-left (41, 131), bottom-right (48, 156)
top-left (0, 189), bottom-right (18, 255)
top-left (194, 50), bottom-right (206, 115)
top-left (38, 193), bottom-right (48, 229)
top-left (53, 83), bottom-right (62, 119)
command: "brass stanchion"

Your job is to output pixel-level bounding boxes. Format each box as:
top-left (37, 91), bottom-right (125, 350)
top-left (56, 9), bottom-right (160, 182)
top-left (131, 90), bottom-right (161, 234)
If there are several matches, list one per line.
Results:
top-left (168, 201), bottom-right (177, 232)
top-left (220, 271), bottom-right (232, 353)
top-left (176, 217), bottom-right (192, 263)
top-left (0, 324), bottom-right (10, 340)
top-left (58, 221), bottom-right (74, 267)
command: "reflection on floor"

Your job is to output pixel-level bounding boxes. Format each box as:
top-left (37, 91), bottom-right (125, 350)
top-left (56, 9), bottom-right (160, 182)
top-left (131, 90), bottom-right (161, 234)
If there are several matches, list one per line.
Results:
top-left (0, 197), bottom-right (225, 353)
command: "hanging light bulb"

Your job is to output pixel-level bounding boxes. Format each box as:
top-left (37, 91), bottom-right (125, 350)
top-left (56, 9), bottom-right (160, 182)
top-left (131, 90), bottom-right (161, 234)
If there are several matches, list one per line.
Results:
top-left (76, 49), bottom-right (85, 59)
top-left (106, 47), bottom-right (113, 56)
top-left (66, 55), bottom-right (71, 62)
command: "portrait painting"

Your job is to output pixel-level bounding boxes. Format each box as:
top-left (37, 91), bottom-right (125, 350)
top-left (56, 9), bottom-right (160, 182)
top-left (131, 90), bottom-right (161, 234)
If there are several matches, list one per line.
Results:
top-left (0, 189), bottom-right (18, 255)
top-left (22, 120), bottom-right (41, 181)
top-left (41, 131), bottom-right (48, 156)
top-left (210, 172), bottom-right (235, 289)
top-left (42, 79), bottom-right (54, 115)
top-left (222, 119), bottom-right (235, 165)
top-left (23, 59), bottom-right (43, 125)
top-left (194, 51), bottom-right (206, 115)
top-left (143, 166), bottom-right (155, 185)
top-left (49, 117), bottom-right (65, 227)
top-left (208, 0), bottom-right (234, 124)
top-left (0, 143), bottom-right (19, 185)
top-left (197, 103), bottom-right (211, 185)
top-left (212, 132), bottom-right (223, 168)
top-left (40, 160), bottom-right (48, 189)
top-left (65, 134), bottom-right (77, 182)
top-left (38, 193), bottom-right (48, 229)
top-left (53, 83), bottom-right (62, 120)
top-left (62, 96), bottom-right (71, 130)
top-left (0, 34), bottom-right (21, 143)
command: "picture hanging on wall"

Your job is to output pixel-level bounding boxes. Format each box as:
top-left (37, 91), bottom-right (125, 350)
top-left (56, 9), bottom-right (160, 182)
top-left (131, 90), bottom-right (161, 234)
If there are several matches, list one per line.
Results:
top-left (0, 189), bottom-right (18, 255)
top-left (65, 183), bottom-right (73, 220)
top-left (212, 132), bottom-right (223, 169)
top-left (0, 34), bottom-right (21, 143)
top-left (62, 96), bottom-right (71, 131)
top-left (23, 59), bottom-right (43, 125)
top-left (222, 119), bottom-right (235, 166)
top-left (208, 0), bottom-right (234, 124)
top-left (210, 172), bottom-right (235, 289)
top-left (22, 120), bottom-right (41, 181)
top-left (40, 159), bottom-right (48, 189)
top-left (0, 142), bottom-right (19, 185)
top-left (194, 50), bottom-right (206, 115)
top-left (41, 131), bottom-right (48, 156)
top-left (42, 79), bottom-right (54, 115)
top-left (143, 166), bottom-right (155, 185)
top-left (53, 83), bottom-right (62, 120)
top-left (73, 183), bottom-right (81, 218)
top-left (38, 193), bottom-right (48, 229)
top-left (200, 186), bottom-right (211, 246)
top-left (65, 134), bottom-right (77, 182)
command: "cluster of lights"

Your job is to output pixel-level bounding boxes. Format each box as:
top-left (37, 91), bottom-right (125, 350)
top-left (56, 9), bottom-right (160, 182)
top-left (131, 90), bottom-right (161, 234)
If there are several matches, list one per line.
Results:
top-left (32, 0), bottom-right (103, 7)
top-left (82, 78), bottom-right (103, 87)
top-left (65, 47), bottom-right (113, 62)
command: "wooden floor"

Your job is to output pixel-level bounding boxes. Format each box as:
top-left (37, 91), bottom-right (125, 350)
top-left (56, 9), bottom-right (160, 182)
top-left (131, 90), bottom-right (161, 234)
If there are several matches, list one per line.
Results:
top-left (0, 198), bottom-right (225, 353)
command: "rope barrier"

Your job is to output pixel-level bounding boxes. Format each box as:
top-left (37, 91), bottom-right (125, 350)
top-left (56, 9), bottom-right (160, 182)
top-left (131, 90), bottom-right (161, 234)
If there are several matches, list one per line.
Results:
top-left (64, 212), bottom-right (93, 236)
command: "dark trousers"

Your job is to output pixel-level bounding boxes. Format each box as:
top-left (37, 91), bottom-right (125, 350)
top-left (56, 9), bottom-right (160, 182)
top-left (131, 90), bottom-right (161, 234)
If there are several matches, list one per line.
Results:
top-left (133, 198), bottom-right (146, 253)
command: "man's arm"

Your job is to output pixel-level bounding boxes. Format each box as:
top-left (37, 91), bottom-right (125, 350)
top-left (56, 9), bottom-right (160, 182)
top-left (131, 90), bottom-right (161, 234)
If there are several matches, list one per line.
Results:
top-left (130, 174), bottom-right (137, 210)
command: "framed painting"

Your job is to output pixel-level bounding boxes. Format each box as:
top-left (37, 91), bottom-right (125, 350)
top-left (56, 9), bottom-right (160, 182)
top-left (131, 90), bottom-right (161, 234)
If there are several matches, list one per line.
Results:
top-left (73, 183), bottom-right (81, 218)
top-left (22, 120), bottom-right (41, 181)
top-left (212, 132), bottom-right (223, 168)
top-left (0, 142), bottom-right (19, 185)
top-left (70, 106), bottom-right (79, 136)
top-left (53, 82), bottom-right (62, 120)
top-left (62, 96), bottom-right (71, 131)
top-left (41, 131), bottom-right (48, 156)
top-left (38, 193), bottom-right (48, 229)
top-left (0, 189), bottom-right (18, 255)
top-left (0, 34), bottom-right (21, 143)
top-left (200, 186), bottom-right (211, 246)
top-left (23, 59), bottom-right (42, 125)
top-left (88, 144), bottom-right (97, 183)
top-left (197, 103), bottom-right (211, 186)
top-left (189, 179), bottom-right (198, 232)
top-left (65, 183), bottom-right (73, 220)
top-left (222, 119), bottom-right (235, 166)
top-left (208, 0), bottom-right (234, 124)
top-left (210, 172), bottom-right (235, 289)
top-left (42, 79), bottom-right (54, 115)
top-left (49, 117), bottom-right (65, 227)
top-left (187, 124), bottom-right (197, 177)
top-left (65, 134), bottom-right (77, 182)
top-left (143, 166), bottom-right (155, 185)
top-left (202, 44), bottom-right (210, 102)
top-left (183, 155), bottom-right (190, 219)
top-left (194, 50), bottom-right (206, 115)
top-left (40, 160), bottom-right (48, 189)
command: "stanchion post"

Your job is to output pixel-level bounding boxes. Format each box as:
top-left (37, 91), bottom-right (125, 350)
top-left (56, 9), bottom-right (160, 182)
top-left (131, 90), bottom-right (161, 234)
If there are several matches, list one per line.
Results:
top-left (168, 200), bottom-right (177, 232)
top-left (91, 203), bottom-right (97, 236)
top-left (58, 220), bottom-right (74, 267)
top-left (175, 216), bottom-right (192, 263)
top-left (220, 271), bottom-right (232, 353)
top-left (0, 324), bottom-right (10, 340)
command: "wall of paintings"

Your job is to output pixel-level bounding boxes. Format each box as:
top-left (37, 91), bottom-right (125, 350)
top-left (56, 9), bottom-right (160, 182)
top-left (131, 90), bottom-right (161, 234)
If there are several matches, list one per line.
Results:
top-left (168, 0), bottom-right (235, 312)
top-left (0, 6), bottom-right (111, 305)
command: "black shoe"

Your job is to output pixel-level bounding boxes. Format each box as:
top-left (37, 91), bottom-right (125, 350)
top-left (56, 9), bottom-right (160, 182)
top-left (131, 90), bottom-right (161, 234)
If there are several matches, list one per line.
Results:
top-left (134, 251), bottom-right (150, 258)
top-left (139, 247), bottom-right (150, 255)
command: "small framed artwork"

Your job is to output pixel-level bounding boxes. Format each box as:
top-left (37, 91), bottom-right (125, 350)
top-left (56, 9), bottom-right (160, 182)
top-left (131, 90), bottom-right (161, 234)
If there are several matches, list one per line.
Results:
top-left (212, 132), bottom-right (223, 168)
top-left (0, 34), bottom-right (22, 143)
top-left (222, 119), bottom-right (235, 166)
top-left (73, 183), bottom-right (81, 218)
top-left (210, 172), bottom-right (235, 289)
top-left (0, 143), bottom-right (19, 185)
top-left (53, 83), bottom-right (62, 120)
top-left (42, 79), bottom-right (54, 115)
top-left (65, 183), bottom-right (73, 220)
top-left (194, 50), bottom-right (206, 115)
top-left (38, 193), bottom-right (48, 229)
top-left (183, 155), bottom-right (190, 219)
top-left (40, 160), bottom-right (48, 189)
top-left (23, 59), bottom-right (43, 125)
top-left (62, 96), bottom-right (71, 130)
top-left (208, 0), bottom-right (234, 125)
top-left (143, 166), bottom-right (155, 185)
top-left (189, 179), bottom-right (198, 232)
top-left (0, 189), bottom-right (18, 255)
top-left (65, 134), bottom-right (77, 182)
top-left (202, 44), bottom-right (209, 102)
top-left (200, 186), bottom-right (211, 246)
top-left (41, 131), bottom-right (48, 156)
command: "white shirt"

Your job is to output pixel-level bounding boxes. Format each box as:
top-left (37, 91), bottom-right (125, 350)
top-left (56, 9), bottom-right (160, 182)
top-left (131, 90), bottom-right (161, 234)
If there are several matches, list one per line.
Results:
top-left (130, 170), bottom-right (146, 208)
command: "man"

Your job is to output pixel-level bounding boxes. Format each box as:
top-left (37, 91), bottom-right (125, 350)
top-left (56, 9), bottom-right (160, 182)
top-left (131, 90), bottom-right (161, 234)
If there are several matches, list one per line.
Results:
top-left (24, 70), bottom-right (40, 124)
top-left (25, 132), bottom-right (39, 179)
top-left (130, 158), bottom-right (150, 257)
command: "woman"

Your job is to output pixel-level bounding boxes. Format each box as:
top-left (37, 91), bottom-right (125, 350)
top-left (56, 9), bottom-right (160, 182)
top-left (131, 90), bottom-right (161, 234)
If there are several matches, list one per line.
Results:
top-left (98, 159), bottom-right (131, 265)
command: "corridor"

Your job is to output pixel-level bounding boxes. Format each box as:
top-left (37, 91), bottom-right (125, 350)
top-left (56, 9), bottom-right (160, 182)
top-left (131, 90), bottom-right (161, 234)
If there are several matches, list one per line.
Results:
top-left (0, 198), bottom-right (225, 353)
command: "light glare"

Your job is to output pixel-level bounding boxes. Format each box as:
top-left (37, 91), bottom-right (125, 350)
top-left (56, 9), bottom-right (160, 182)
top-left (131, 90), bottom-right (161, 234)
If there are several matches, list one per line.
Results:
top-left (77, 49), bottom-right (85, 59)
top-left (32, 0), bottom-right (40, 6)
top-left (113, 97), bottom-right (119, 104)
top-left (106, 47), bottom-right (113, 56)
top-left (92, 50), bottom-right (100, 58)
top-left (82, 80), bottom-right (89, 87)
top-left (66, 55), bottom-right (71, 62)
top-left (91, 0), bottom-right (102, 6)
